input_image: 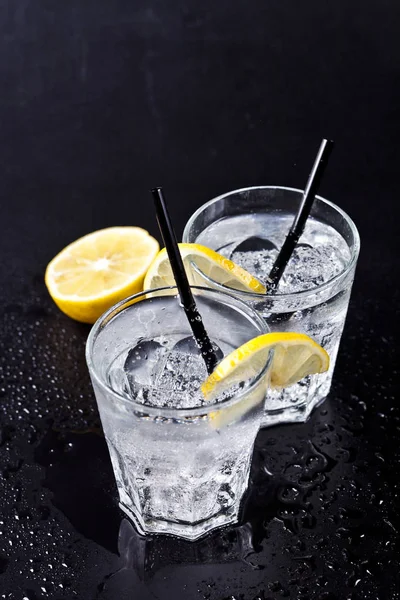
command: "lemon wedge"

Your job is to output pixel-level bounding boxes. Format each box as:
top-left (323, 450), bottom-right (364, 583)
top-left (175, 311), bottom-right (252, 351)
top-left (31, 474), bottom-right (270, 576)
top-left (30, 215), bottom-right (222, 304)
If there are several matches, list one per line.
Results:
top-left (143, 243), bottom-right (265, 293)
top-left (202, 333), bottom-right (329, 427)
top-left (45, 227), bottom-right (159, 323)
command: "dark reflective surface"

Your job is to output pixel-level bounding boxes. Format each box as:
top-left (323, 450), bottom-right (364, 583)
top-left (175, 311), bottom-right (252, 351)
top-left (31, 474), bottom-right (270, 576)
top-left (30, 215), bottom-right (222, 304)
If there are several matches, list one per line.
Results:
top-left (0, 289), bottom-right (398, 598)
top-left (1, 0), bottom-right (399, 597)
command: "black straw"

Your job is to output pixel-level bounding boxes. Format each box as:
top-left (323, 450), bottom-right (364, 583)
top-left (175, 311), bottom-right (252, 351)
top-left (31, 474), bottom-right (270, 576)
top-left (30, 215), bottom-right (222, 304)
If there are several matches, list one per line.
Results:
top-left (267, 139), bottom-right (335, 292)
top-left (151, 187), bottom-right (218, 375)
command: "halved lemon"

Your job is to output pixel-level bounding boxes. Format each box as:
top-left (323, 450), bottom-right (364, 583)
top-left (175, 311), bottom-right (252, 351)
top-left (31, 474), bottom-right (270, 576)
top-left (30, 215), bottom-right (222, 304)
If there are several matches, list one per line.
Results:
top-left (143, 243), bottom-right (265, 293)
top-left (202, 332), bottom-right (330, 405)
top-left (45, 227), bottom-right (159, 323)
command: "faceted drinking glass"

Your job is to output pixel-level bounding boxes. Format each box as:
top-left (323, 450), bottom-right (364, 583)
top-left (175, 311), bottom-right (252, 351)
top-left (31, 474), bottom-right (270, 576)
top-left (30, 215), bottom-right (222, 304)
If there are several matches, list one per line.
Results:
top-left (183, 186), bottom-right (360, 427)
top-left (86, 286), bottom-right (271, 540)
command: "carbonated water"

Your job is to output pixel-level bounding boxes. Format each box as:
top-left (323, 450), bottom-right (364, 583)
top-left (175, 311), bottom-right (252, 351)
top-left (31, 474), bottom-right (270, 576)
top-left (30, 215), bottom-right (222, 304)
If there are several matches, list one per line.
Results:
top-left (198, 213), bottom-right (350, 293)
top-left (196, 212), bottom-right (354, 424)
top-left (98, 324), bottom-right (266, 538)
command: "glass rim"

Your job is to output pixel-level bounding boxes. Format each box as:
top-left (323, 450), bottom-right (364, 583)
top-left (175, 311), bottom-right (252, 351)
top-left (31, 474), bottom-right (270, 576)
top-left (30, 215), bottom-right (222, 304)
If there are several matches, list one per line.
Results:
top-left (86, 285), bottom-right (271, 418)
top-left (182, 185), bottom-right (361, 302)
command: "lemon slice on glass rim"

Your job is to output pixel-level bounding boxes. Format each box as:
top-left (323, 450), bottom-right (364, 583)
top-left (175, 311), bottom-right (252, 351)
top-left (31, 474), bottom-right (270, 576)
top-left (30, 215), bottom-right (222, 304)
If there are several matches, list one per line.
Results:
top-left (144, 243), bottom-right (265, 293)
top-left (202, 332), bottom-right (330, 428)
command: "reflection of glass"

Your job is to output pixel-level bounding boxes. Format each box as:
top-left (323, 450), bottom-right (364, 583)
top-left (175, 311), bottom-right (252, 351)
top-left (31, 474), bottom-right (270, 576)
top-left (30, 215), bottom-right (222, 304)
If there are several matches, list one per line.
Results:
top-left (110, 406), bottom-right (338, 586)
top-left (183, 187), bottom-right (360, 427)
top-left (117, 518), bottom-right (257, 581)
top-left (86, 286), bottom-right (271, 541)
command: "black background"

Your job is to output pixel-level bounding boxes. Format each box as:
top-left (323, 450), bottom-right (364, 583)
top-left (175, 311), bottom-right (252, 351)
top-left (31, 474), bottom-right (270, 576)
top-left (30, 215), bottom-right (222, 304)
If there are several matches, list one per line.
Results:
top-left (0, 1), bottom-right (399, 599)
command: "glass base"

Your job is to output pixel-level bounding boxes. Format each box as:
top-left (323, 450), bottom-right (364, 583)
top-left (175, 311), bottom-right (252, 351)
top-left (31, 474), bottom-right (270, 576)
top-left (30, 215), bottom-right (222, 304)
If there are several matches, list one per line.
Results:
top-left (119, 500), bottom-right (239, 542)
top-left (261, 375), bottom-right (331, 428)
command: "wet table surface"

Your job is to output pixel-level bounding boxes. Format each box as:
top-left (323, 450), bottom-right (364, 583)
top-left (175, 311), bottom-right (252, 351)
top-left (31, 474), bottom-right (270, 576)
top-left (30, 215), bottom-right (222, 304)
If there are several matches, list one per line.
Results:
top-left (0, 1), bottom-right (399, 599)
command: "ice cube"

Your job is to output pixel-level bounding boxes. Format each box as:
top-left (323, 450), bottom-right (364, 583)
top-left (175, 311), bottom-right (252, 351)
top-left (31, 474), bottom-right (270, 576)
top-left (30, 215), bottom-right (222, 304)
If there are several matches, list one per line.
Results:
top-left (123, 337), bottom-right (217, 409)
top-left (231, 248), bottom-right (277, 283)
top-left (172, 335), bottom-right (224, 362)
top-left (157, 351), bottom-right (207, 396)
top-left (232, 236), bottom-right (278, 256)
top-left (124, 339), bottom-right (163, 395)
top-left (279, 243), bottom-right (347, 293)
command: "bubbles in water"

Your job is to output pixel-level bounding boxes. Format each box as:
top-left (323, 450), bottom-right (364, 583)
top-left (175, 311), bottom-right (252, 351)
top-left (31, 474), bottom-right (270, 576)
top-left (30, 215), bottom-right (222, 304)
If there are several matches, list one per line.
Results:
top-left (157, 351), bottom-right (206, 397)
top-left (231, 247), bottom-right (275, 285)
top-left (231, 242), bottom-right (347, 293)
top-left (199, 212), bottom-right (351, 294)
top-left (172, 335), bottom-right (223, 361)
